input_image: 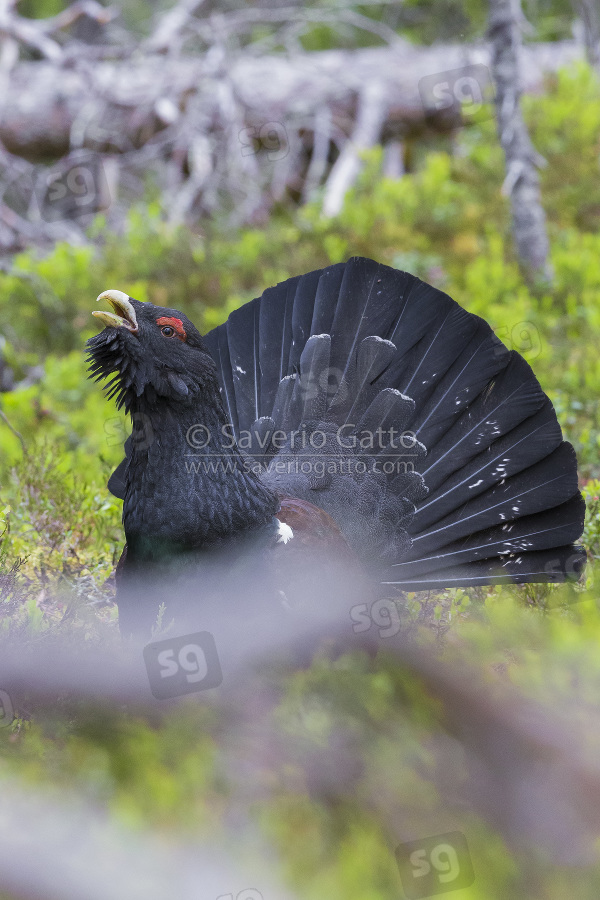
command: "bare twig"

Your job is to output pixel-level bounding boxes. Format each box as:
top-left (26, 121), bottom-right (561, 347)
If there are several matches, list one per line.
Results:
top-left (0, 406), bottom-right (25, 452)
top-left (42, 0), bottom-right (116, 34)
top-left (322, 80), bottom-right (388, 217)
top-left (0, 9), bottom-right (63, 61)
top-left (145, 0), bottom-right (207, 54)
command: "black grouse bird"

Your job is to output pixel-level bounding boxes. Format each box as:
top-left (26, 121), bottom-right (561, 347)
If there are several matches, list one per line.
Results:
top-left (87, 257), bottom-right (586, 637)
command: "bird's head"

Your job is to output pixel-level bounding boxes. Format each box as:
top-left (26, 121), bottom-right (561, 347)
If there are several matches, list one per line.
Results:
top-left (86, 290), bottom-right (220, 411)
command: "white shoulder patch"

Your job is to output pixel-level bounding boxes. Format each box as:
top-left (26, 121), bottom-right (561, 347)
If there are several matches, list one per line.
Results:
top-left (276, 521), bottom-right (294, 544)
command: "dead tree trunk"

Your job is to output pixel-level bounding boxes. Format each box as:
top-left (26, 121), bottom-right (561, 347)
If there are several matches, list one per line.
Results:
top-left (572, 0), bottom-right (600, 69)
top-left (488, 0), bottom-right (553, 284)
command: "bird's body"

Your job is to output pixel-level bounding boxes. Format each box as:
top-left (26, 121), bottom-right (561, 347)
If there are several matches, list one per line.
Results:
top-left (87, 257), bottom-right (585, 637)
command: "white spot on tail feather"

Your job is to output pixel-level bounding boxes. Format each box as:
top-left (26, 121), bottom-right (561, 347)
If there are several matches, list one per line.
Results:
top-left (276, 521), bottom-right (294, 544)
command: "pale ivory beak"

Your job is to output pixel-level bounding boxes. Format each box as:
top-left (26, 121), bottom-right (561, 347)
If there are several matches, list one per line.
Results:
top-left (93, 290), bottom-right (139, 333)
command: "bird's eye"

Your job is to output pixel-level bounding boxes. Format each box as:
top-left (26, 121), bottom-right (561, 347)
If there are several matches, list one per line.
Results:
top-left (156, 315), bottom-right (186, 341)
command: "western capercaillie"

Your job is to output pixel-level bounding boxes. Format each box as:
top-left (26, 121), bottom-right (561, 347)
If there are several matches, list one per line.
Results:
top-left (87, 257), bottom-right (585, 637)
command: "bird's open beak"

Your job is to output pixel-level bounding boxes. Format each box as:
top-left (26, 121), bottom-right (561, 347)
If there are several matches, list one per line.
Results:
top-left (93, 290), bottom-right (139, 333)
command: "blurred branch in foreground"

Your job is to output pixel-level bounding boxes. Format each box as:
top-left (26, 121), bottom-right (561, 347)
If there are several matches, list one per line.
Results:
top-left (0, 776), bottom-right (296, 900)
top-left (2, 592), bottom-right (600, 894)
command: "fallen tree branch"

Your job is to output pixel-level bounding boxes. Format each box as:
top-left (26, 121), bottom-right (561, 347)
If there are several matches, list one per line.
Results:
top-left (0, 40), bottom-right (582, 164)
top-left (0, 0), bottom-right (586, 248)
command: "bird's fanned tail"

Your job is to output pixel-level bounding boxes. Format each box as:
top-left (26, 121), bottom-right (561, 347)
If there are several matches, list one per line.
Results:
top-left (200, 257), bottom-right (585, 585)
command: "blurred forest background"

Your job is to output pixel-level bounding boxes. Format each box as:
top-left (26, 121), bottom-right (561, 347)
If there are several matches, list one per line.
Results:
top-left (3, 0), bottom-right (600, 898)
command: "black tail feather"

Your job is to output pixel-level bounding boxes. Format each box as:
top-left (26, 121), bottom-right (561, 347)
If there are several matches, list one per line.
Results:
top-left (407, 443), bottom-right (581, 557)
top-left (329, 258), bottom-right (415, 377)
top-left (257, 276), bottom-right (298, 415)
top-left (412, 324), bottom-right (510, 448)
top-left (382, 544), bottom-right (587, 588)
top-left (204, 322), bottom-right (239, 436)
top-left (393, 495), bottom-right (586, 578)
top-left (411, 404), bottom-right (564, 532)
top-left (395, 304), bottom-right (478, 408)
top-left (289, 269), bottom-right (324, 372)
top-left (310, 263), bottom-right (346, 335)
top-left (385, 278), bottom-right (454, 359)
top-left (421, 353), bottom-right (550, 492)
top-left (226, 296), bottom-right (262, 432)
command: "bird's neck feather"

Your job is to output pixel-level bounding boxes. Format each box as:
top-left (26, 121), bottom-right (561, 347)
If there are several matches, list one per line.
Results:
top-left (122, 390), bottom-right (278, 560)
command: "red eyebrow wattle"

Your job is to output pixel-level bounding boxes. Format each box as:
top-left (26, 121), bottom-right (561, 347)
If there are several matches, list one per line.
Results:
top-left (156, 316), bottom-right (186, 340)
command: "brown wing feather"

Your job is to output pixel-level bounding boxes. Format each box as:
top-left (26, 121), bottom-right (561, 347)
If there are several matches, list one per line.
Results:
top-left (271, 496), bottom-right (370, 613)
top-left (275, 497), bottom-right (356, 560)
